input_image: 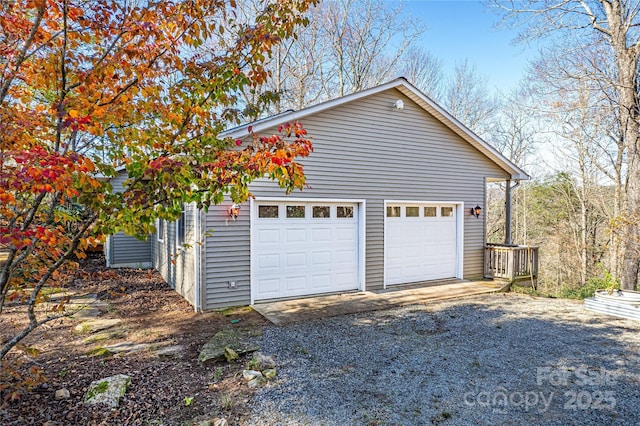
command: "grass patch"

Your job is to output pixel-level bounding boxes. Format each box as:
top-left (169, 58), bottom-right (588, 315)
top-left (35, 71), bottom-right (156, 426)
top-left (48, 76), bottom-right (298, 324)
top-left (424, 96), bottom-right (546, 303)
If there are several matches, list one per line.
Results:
top-left (218, 392), bottom-right (234, 411)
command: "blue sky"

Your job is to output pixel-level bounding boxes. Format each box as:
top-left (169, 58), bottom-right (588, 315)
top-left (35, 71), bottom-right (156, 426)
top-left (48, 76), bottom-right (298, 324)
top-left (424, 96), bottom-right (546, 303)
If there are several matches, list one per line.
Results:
top-left (399, 0), bottom-right (541, 94)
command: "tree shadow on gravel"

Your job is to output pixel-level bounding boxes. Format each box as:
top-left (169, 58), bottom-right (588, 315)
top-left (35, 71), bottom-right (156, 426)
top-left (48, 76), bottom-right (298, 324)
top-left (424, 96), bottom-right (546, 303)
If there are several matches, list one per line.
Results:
top-left (248, 296), bottom-right (640, 426)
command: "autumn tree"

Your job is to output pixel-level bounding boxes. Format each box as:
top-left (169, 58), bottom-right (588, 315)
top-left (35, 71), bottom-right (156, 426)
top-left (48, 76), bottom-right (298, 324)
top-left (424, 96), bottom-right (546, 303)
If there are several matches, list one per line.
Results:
top-left (492, 0), bottom-right (640, 289)
top-left (0, 0), bottom-right (316, 390)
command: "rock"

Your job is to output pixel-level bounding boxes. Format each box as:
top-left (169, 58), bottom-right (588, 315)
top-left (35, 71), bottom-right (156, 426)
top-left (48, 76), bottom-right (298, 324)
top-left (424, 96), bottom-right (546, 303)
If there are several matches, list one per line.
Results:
top-left (242, 370), bottom-right (263, 381)
top-left (263, 368), bottom-right (277, 380)
top-left (198, 328), bottom-right (261, 363)
top-left (155, 345), bottom-right (184, 358)
top-left (84, 374), bottom-right (131, 408)
top-left (82, 328), bottom-right (127, 344)
top-left (54, 388), bottom-right (70, 400)
top-left (224, 347), bottom-right (238, 362)
top-left (66, 294), bottom-right (109, 318)
top-left (213, 419), bottom-right (228, 426)
top-left (247, 376), bottom-right (265, 388)
top-left (254, 353), bottom-right (276, 369)
top-left (101, 342), bottom-right (153, 354)
top-left (74, 318), bottom-right (122, 334)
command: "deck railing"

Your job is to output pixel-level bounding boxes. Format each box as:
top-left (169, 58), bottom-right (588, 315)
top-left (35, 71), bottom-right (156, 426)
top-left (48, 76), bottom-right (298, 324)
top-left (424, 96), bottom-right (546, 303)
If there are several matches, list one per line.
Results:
top-left (484, 244), bottom-right (539, 285)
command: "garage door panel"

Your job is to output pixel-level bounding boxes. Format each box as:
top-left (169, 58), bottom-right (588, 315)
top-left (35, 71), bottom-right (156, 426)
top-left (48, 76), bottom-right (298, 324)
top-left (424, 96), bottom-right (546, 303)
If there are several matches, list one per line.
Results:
top-left (257, 278), bottom-right (280, 296)
top-left (257, 229), bottom-right (280, 245)
top-left (286, 276), bottom-right (306, 291)
top-left (311, 274), bottom-right (332, 289)
top-left (258, 254), bottom-right (280, 269)
top-left (312, 227), bottom-right (332, 242)
top-left (311, 251), bottom-right (332, 266)
top-left (285, 228), bottom-right (307, 243)
top-left (286, 253), bottom-right (306, 267)
top-left (336, 271), bottom-right (356, 286)
top-left (336, 228), bottom-right (357, 242)
top-left (253, 201), bottom-right (360, 301)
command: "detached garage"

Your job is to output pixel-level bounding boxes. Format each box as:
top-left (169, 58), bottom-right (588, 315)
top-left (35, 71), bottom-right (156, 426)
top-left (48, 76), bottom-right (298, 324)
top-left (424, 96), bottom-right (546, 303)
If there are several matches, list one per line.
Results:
top-left (110, 78), bottom-right (528, 311)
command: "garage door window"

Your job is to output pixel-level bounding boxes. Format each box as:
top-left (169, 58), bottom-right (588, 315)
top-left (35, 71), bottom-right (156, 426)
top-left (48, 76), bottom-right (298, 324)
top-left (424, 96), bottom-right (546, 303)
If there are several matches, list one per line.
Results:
top-left (406, 206), bottom-right (419, 217)
top-left (312, 206), bottom-right (331, 218)
top-left (258, 205), bottom-right (279, 218)
top-left (337, 206), bottom-right (354, 218)
top-left (386, 206), bottom-right (401, 217)
top-left (424, 206), bottom-right (437, 217)
top-left (286, 205), bottom-right (305, 218)
top-left (441, 207), bottom-right (454, 217)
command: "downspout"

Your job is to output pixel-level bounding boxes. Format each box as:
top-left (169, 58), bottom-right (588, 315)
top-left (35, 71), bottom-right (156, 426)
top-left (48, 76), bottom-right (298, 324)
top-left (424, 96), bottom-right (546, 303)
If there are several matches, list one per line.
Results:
top-left (193, 206), bottom-right (201, 313)
top-left (505, 179), bottom-right (521, 245)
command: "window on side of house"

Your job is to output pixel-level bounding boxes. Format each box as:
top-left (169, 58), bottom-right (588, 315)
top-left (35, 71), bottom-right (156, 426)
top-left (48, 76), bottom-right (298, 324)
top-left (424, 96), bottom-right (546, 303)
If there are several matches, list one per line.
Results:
top-left (176, 204), bottom-right (186, 248)
top-left (157, 218), bottom-right (164, 242)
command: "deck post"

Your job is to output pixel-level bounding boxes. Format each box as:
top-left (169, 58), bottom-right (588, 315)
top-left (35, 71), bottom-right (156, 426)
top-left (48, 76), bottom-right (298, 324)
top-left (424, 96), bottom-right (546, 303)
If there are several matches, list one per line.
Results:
top-left (505, 179), bottom-right (512, 245)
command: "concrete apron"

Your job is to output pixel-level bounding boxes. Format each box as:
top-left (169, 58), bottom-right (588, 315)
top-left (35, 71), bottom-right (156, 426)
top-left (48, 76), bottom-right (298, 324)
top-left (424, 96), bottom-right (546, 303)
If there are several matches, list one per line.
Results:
top-left (252, 279), bottom-right (507, 325)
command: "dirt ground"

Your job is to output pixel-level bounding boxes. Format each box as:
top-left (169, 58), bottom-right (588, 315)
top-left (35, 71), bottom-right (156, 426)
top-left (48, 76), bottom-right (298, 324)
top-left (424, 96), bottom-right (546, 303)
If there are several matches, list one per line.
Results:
top-left (0, 254), bottom-right (268, 425)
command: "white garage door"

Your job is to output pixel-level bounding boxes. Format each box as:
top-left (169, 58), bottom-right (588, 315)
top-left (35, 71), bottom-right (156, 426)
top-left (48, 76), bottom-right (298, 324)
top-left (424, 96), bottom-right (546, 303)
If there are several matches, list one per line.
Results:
top-left (385, 203), bottom-right (458, 285)
top-left (252, 201), bottom-right (360, 301)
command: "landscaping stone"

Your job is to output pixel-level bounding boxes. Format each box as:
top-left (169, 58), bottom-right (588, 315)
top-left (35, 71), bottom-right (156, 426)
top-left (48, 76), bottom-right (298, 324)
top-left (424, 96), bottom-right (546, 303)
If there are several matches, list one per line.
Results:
top-left (247, 377), bottom-right (263, 388)
top-left (263, 368), bottom-right (277, 380)
top-left (64, 294), bottom-right (109, 319)
top-left (254, 353), bottom-right (276, 369)
top-left (54, 388), bottom-right (70, 400)
top-left (82, 328), bottom-right (128, 344)
top-left (74, 318), bottom-right (122, 334)
top-left (84, 374), bottom-right (131, 408)
top-left (198, 328), bottom-right (261, 363)
top-left (101, 342), bottom-right (154, 354)
top-left (155, 344), bottom-right (184, 358)
top-left (242, 370), bottom-right (263, 381)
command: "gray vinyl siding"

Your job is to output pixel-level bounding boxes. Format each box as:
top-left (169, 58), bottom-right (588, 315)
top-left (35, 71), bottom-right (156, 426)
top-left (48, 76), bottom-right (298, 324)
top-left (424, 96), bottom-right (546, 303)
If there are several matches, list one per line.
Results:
top-left (108, 232), bottom-right (152, 268)
top-left (105, 170), bottom-right (152, 268)
top-left (202, 202), bottom-right (251, 309)
top-left (152, 203), bottom-right (198, 307)
top-left (201, 88), bottom-right (510, 310)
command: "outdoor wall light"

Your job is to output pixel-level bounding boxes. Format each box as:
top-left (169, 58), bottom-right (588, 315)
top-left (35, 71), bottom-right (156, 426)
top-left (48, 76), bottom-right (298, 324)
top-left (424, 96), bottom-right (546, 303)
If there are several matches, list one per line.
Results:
top-left (394, 99), bottom-right (404, 110)
top-left (228, 203), bottom-right (241, 221)
top-left (471, 205), bottom-right (482, 218)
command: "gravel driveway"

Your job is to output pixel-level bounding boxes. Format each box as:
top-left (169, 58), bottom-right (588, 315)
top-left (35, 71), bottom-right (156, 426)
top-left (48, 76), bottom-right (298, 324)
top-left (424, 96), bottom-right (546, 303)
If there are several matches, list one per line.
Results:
top-left (246, 293), bottom-right (640, 425)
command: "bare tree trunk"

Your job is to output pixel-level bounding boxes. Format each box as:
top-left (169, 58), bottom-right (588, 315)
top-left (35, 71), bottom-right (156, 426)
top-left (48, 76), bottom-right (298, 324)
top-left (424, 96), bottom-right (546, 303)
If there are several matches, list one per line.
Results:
top-left (612, 27), bottom-right (640, 290)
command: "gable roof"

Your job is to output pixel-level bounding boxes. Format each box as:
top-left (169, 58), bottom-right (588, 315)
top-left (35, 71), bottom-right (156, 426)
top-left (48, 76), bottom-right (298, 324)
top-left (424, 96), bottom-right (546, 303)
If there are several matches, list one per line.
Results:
top-left (224, 78), bottom-right (529, 181)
